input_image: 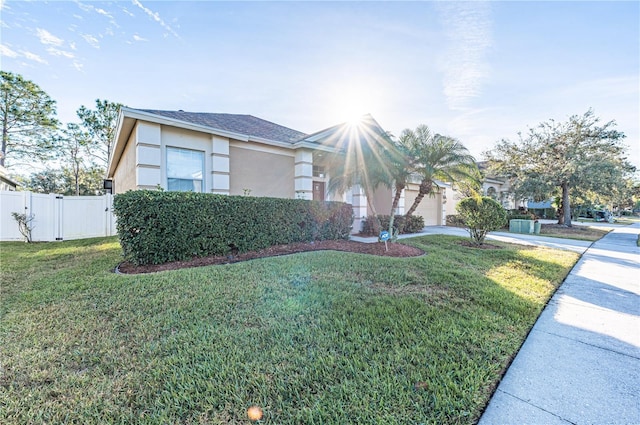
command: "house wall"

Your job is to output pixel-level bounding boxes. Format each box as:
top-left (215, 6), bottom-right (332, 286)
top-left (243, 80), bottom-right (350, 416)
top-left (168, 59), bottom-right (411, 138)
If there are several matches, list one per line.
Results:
top-left (370, 187), bottom-right (392, 217)
top-left (447, 187), bottom-right (466, 218)
top-left (483, 179), bottom-right (517, 209)
top-left (0, 179), bottom-right (16, 191)
top-left (229, 143), bottom-right (295, 198)
top-left (113, 129), bottom-right (137, 193)
top-left (0, 166), bottom-right (17, 191)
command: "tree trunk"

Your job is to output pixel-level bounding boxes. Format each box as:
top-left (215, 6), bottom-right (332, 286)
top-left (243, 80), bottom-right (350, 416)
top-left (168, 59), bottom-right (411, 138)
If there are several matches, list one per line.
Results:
top-left (75, 166), bottom-right (80, 196)
top-left (557, 205), bottom-right (565, 225)
top-left (390, 182), bottom-right (404, 214)
top-left (405, 180), bottom-right (432, 218)
top-left (365, 189), bottom-right (382, 235)
top-left (1, 91), bottom-right (8, 167)
top-left (388, 182), bottom-right (405, 237)
top-left (562, 181), bottom-right (572, 227)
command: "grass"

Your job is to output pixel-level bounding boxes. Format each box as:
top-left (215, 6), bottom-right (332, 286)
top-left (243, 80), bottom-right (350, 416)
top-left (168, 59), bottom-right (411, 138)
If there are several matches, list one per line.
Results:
top-left (538, 223), bottom-right (611, 241)
top-left (1, 235), bottom-right (579, 424)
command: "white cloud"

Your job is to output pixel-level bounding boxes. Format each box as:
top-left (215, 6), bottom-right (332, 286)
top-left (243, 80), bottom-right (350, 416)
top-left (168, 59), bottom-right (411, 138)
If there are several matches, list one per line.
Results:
top-left (132, 0), bottom-right (180, 39)
top-left (0, 43), bottom-right (18, 58)
top-left (46, 47), bottom-right (75, 59)
top-left (133, 34), bottom-right (147, 42)
top-left (22, 51), bottom-right (48, 64)
top-left (75, 2), bottom-right (119, 28)
top-left (69, 41), bottom-right (77, 51)
top-left (436, 1), bottom-right (492, 111)
top-left (96, 8), bottom-right (112, 18)
top-left (76, 1), bottom-right (92, 13)
top-left (121, 7), bottom-right (135, 17)
top-left (72, 61), bottom-right (84, 72)
top-left (36, 28), bottom-right (64, 46)
top-left (81, 33), bottom-right (100, 49)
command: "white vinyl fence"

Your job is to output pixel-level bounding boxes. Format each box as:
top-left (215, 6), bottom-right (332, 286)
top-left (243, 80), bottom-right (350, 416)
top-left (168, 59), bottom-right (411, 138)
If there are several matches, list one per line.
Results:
top-left (0, 191), bottom-right (117, 242)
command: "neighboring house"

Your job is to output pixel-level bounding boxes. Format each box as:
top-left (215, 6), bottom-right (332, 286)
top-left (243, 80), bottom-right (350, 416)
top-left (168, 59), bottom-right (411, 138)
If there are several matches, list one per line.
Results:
top-left (477, 161), bottom-right (518, 210)
top-left (0, 165), bottom-right (18, 191)
top-left (107, 108), bottom-right (452, 232)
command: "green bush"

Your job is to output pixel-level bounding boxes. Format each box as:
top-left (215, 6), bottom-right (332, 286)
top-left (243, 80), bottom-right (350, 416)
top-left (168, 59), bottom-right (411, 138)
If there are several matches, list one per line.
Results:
top-left (529, 208), bottom-right (556, 219)
top-left (506, 210), bottom-right (536, 225)
top-left (113, 191), bottom-right (353, 265)
top-left (446, 214), bottom-right (465, 227)
top-left (457, 197), bottom-right (508, 245)
top-left (361, 215), bottom-right (425, 236)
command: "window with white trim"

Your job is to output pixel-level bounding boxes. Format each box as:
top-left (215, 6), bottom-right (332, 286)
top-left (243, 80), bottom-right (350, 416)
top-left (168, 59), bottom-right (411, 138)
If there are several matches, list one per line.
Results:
top-left (167, 147), bottom-right (204, 192)
top-left (313, 165), bottom-right (325, 178)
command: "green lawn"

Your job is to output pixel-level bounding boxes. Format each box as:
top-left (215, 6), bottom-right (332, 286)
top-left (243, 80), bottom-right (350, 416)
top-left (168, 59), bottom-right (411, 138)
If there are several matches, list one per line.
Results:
top-left (1, 236), bottom-right (579, 424)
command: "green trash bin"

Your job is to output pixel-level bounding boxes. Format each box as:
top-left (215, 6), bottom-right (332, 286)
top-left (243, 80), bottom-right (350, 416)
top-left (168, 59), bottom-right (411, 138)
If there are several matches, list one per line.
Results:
top-left (534, 221), bottom-right (541, 235)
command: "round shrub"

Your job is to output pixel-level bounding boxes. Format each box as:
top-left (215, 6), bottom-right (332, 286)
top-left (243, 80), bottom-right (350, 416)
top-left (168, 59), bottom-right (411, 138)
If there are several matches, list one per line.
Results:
top-left (456, 196), bottom-right (507, 245)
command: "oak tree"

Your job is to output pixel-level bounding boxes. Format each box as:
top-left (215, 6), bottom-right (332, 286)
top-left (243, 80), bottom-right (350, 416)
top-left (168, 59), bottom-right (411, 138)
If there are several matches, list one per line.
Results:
top-left (485, 110), bottom-right (635, 226)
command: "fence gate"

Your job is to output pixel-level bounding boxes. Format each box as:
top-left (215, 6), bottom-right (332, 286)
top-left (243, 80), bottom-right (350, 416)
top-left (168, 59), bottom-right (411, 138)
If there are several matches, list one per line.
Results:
top-left (0, 191), bottom-right (116, 242)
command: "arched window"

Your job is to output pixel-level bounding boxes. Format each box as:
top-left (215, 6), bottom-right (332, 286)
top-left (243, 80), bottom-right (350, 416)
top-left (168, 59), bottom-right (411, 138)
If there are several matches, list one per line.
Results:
top-left (487, 186), bottom-right (497, 199)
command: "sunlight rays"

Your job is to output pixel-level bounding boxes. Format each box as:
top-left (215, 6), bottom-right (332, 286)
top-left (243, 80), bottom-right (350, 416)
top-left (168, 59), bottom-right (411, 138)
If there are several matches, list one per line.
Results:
top-left (321, 116), bottom-right (400, 200)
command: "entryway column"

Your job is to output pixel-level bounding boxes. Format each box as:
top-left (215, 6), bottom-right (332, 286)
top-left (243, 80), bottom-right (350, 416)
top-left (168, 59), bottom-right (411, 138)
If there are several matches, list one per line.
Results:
top-left (294, 149), bottom-right (313, 200)
top-left (135, 122), bottom-right (162, 190)
top-left (351, 185), bottom-right (367, 234)
top-left (393, 187), bottom-right (406, 215)
top-left (211, 135), bottom-right (230, 195)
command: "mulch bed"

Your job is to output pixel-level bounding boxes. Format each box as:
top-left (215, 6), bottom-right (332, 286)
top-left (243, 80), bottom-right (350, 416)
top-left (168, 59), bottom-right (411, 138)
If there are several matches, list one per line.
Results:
top-left (116, 240), bottom-right (425, 275)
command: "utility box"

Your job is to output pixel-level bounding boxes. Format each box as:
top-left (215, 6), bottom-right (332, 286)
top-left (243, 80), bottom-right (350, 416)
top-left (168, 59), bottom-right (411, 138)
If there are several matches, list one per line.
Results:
top-left (509, 219), bottom-right (535, 234)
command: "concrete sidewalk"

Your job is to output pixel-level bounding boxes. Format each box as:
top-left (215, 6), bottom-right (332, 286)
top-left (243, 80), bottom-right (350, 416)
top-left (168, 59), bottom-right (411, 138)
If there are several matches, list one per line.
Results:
top-left (479, 223), bottom-right (640, 424)
top-left (351, 225), bottom-right (592, 254)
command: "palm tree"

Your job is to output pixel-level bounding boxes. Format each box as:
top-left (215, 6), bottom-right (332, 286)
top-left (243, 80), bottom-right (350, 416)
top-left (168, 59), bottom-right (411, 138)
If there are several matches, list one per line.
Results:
top-left (389, 127), bottom-right (427, 214)
top-left (324, 117), bottom-right (403, 235)
top-left (403, 125), bottom-right (480, 219)
top-left (383, 130), bottom-right (419, 237)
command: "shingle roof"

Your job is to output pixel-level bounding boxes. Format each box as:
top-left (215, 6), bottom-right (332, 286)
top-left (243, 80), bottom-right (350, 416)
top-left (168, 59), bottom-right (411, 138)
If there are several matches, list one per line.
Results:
top-left (137, 109), bottom-right (308, 144)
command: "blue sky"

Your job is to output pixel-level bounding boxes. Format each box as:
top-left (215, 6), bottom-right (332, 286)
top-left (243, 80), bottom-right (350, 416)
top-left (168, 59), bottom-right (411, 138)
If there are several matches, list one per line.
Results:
top-left (1, 0), bottom-right (639, 170)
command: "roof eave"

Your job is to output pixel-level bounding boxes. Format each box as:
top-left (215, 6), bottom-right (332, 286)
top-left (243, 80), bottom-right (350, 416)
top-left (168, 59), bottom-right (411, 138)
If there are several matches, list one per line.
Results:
top-left (108, 108), bottom-right (322, 178)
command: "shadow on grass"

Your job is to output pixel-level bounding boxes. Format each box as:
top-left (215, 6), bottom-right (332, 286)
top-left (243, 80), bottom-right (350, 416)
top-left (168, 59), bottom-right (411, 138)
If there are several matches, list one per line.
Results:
top-left (0, 234), bottom-right (579, 425)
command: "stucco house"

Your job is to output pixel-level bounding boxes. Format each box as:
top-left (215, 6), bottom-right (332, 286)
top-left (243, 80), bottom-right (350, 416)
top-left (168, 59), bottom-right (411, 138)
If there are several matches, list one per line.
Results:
top-left (477, 162), bottom-right (518, 210)
top-left (0, 165), bottom-right (18, 191)
top-left (107, 108), bottom-right (453, 232)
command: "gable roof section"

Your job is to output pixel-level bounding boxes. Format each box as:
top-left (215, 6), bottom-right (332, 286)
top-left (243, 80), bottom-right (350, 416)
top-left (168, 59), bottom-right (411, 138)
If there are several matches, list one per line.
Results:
top-left (138, 109), bottom-right (308, 144)
top-left (294, 114), bottom-right (390, 150)
top-left (107, 109), bottom-right (393, 178)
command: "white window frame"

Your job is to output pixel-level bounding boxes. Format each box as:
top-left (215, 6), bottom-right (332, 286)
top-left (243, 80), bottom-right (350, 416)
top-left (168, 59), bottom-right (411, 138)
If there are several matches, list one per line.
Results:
top-left (166, 146), bottom-right (204, 192)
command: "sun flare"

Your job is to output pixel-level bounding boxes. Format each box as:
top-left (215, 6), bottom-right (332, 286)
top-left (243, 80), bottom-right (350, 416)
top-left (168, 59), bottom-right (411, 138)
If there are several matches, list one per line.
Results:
top-left (330, 84), bottom-right (373, 125)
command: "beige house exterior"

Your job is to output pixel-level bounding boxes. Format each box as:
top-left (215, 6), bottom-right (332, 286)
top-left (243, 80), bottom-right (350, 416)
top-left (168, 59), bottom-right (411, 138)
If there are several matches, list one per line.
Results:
top-left (477, 162), bottom-right (518, 210)
top-left (0, 165), bottom-right (18, 191)
top-left (107, 108), bottom-right (458, 232)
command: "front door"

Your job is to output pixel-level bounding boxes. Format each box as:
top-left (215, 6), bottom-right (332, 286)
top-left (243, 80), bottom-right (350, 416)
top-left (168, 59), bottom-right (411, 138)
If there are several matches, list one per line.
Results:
top-left (313, 181), bottom-right (325, 201)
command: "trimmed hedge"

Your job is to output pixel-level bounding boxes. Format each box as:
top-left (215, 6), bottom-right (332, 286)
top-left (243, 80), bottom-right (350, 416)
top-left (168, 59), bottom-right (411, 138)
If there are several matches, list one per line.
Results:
top-left (506, 210), bottom-right (537, 221)
top-left (113, 191), bottom-right (353, 265)
top-left (529, 208), bottom-right (556, 219)
top-left (361, 214), bottom-right (425, 236)
top-left (446, 214), bottom-right (465, 227)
